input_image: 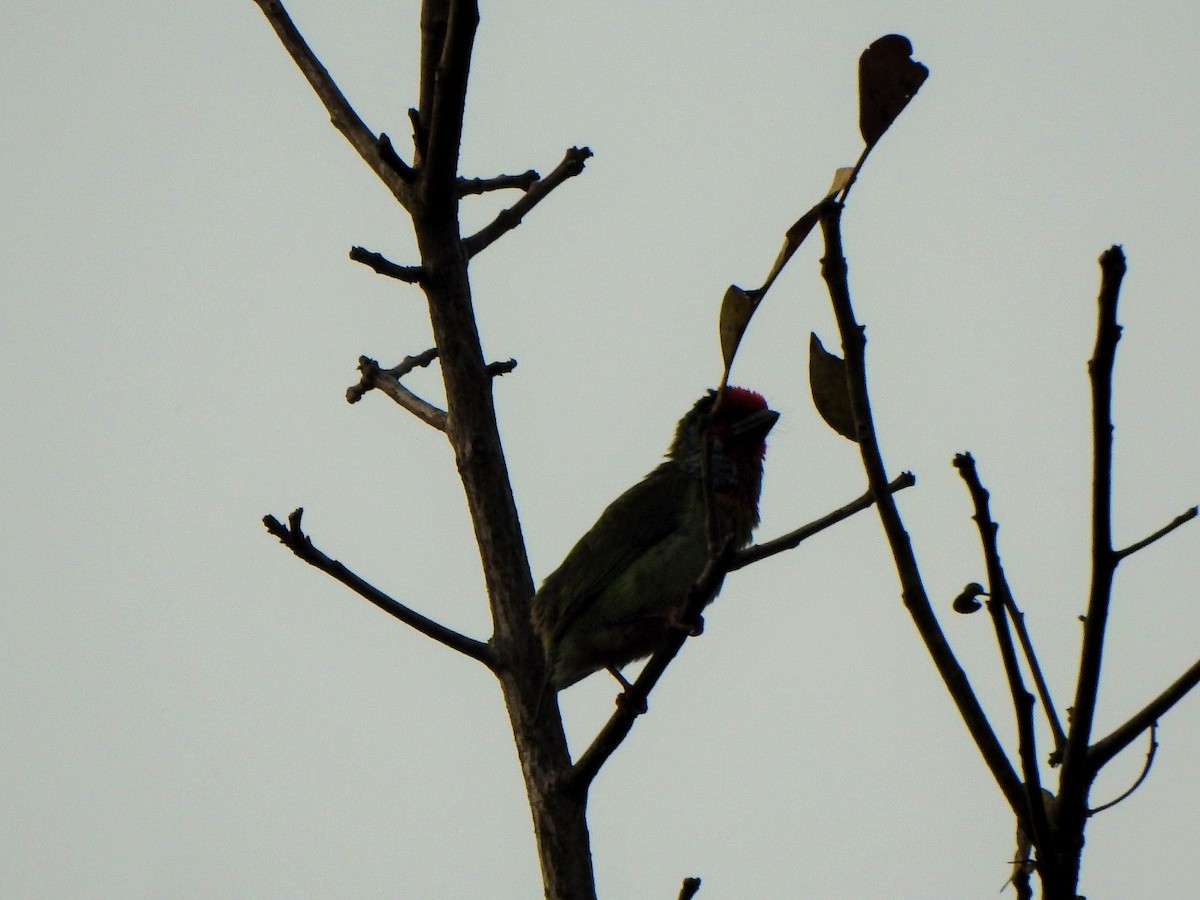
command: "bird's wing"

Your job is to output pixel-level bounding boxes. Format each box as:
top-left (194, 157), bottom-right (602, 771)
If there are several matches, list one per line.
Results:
top-left (534, 461), bottom-right (693, 642)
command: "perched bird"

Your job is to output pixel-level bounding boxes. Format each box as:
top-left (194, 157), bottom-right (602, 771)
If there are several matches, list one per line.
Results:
top-left (531, 387), bottom-right (779, 691)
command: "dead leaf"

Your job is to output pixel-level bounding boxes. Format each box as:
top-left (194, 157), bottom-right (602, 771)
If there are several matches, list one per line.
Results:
top-left (809, 332), bottom-right (857, 441)
top-left (859, 34), bottom-right (929, 148)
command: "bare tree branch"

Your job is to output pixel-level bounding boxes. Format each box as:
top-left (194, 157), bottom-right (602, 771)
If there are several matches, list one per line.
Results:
top-left (954, 453), bottom-right (1049, 848)
top-left (349, 247), bottom-right (425, 283)
top-left (1007, 599), bottom-right (1068, 762)
top-left (1115, 506), bottom-right (1199, 560)
top-left (1089, 723), bottom-right (1158, 816)
top-left (953, 453), bottom-right (1067, 756)
top-left (251, 0), bottom-right (415, 208)
top-left (463, 147), bottom-right (594, 257)
top-left (421, 0), bottom-right (479, 210)
top-left (346, 354), bottom-right (448, 430)
top-left (375, 133), bottom-right (414, 180)
top-left (1058, 245), bottom-right (1127, 826)
top-left (731, 472), bottom-right (915, 569)
top-left (263, 508), bottom-right (496, 666)
top-left (677, 877), bottom-right (702, 900)
top-left (485, 359), bottom-right (518, 377)
top-left (1089, 655), bottom-right (1200, 772)
top-left (568, 549), bottom-right (731, 792)
top-left (818, 200), bottom-right (1025, 818)
top-left (458, 169), bottom-right (540, 196)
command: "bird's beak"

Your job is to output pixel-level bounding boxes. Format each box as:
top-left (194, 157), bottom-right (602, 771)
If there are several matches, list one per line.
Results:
top-left (732, 408), bottom-right (780, 441)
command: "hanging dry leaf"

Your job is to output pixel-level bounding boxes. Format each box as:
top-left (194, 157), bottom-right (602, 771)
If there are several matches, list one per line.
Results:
top-left (809, 332), bottom-right (857, 441)
top-left (719, 284), bottom-right (759, 375)
top-left (859, 34), bottom-right (929, 148)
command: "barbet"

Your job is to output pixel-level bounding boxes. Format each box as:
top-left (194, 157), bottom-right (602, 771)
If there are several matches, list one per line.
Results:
top-left (531, 387), bottom-right (779, 691)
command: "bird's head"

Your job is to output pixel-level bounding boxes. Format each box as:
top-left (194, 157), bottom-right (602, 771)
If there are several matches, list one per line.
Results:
top-left (670, 387), bottom-right (779, 509)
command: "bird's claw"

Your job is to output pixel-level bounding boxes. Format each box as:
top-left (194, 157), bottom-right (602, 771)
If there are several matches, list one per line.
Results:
top-left (615, 689), bottom-right (649, 715)
top-left (667, 609), bottom-right (705, 637)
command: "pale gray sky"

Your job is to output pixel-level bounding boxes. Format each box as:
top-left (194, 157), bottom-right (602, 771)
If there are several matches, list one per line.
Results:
top-left (4, 2), bottom-right (1199, 897)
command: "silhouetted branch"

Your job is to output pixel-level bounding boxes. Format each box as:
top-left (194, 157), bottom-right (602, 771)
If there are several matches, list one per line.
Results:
top-left (458, 169), bottom-right (540, 196)
top-left (1059, 246), bottom-right (1127, 816)
top-left (463, 147), bottom-right (594, 257)
top-left (376, 133), bottom-right (415, 180)
top-left (954, 453), bottom-right (1068, 753)
top-left (480, 359), bottom-right (515, 379)
top-left (568, 549), bottom-right (731, 791)
top-left (349, 247), bottom-right (425, 283)
top-left (1005, 600), bottom-right (1068, 762)
top-left (1115, 507), bottom-right (1199, 560)
top-left (251, 0), bottom-right (414, 208)
top-left (954, 452), bottom-right (1048, 846)
top-left (818, 199), bottom-right (1025, 818)
top-left (346, 353), bottom-right (447, 430)
top-left (421, 0), bottom-right (479, 209)
top-left (1089, 723), bottom-right (1158, 817)
top-left (677, 877), bottom-right (702, 900)
top-left (732, 471), bottom-right (915, 569)
top-left (263, 508), bottom-right (495, 666)
top-left (1089, 655), bottom-right (1200, 772)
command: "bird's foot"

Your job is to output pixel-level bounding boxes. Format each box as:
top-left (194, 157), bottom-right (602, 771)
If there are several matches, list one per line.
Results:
top-left (608, 667), bottom-right (648, 714)
top-left (666, 608), bottom-right (705, 637)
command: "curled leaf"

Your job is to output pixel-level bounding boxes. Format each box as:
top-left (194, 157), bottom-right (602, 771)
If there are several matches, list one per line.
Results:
top-left (808, 332), bottom-right (857, 441)
top-left (952, 582), bottom-right (989, 614)
top-left (859, 34), bottom-right (929, 148)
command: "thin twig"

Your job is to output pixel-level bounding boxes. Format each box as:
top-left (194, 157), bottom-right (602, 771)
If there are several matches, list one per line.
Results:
top-left (375, 133), bottom-right (415, 180)
top-left (263, 508), bottom-right (495, 666)
top-left (731, 472), bottom-right (915, 569)
top-left (1089, 655), bottom-right (1200, 772)
top-left (458, 169), bottom-right (540, 196)
top-left (818, 200), bottom-right (1025, 817)
top-left (1004, 598), bottom-right (1068, 759)
top-left (1088, 723), bottom-right (1158, 816)
top-left (953, 452), bottom-right (1048, 846)
top-left (485, 359), bottom-right (518, 377)
top-left (952, 454), bottom-right (1066, 754)
top-left (462, 147), bottom-right (594, 257)
top-left (1115, 507), bottom-right (1199, 560)
top-left (251, 0), bottom-right (414, 208)
top-left (349, 247), bottom-right (425, 283)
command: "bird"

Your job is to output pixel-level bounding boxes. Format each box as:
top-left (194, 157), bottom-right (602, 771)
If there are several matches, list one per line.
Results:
top-left (530, 386), bottom-right (779, 692)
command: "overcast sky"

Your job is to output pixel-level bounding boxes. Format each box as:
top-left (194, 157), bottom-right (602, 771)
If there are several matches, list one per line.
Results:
top-left (5, 2), bottom-right (1199, 897)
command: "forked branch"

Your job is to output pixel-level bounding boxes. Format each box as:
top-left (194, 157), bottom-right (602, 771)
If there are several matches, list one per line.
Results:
top-left (954, 452), bottom-right (1050, 845)
top-left (818, 199), bottom-right (1024, 817)
top-left (346, 353), bottom-right (448, 430)
top-left (1089, 655), bottom-right (1200, 772)
top-left (252, 0), bottom-right (415, 208)
top-left (1089, 723), bottom-right (1158, 816)
top-left (463, 147), bottom-right (594, 257)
